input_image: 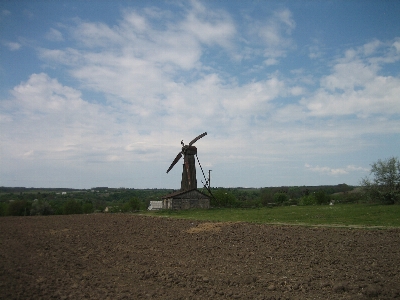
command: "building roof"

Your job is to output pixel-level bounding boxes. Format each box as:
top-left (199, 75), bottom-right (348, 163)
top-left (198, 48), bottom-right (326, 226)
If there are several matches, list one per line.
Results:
top-left (162, 188), bottom-right (210, 199)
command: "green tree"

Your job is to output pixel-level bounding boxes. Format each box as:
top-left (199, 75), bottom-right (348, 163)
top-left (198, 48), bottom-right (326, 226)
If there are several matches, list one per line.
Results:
top-left (259, 188), bottom-right (274, 207)
top-left (82, 202), bottom-right (94, 214)
top-left (30, 200), bottom-right (53, 215)
top-left (273, 192), bottom-right (289, 205)
top-left (8, 200), bottom-right (31, 216)
top-left (298, 194), bottom-right (316, 206)
top-left (314, 190), bottom-right (330, 205)
top-left (0, 202), bottom-right (9, 216)
top-left (63, 199), bottom-right (83, 214)
top-left (361, 157), bottom-right (400, 204)
top-left (212, 189), bottom-right (237, 207)
top-left (122, 197), bottom-right (141, 212)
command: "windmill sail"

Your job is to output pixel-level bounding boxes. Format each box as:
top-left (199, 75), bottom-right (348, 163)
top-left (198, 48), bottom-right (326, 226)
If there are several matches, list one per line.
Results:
top-left (166, 152), bottom-right (182, 173)
top-left (189, 132), bottom-right (207, 146)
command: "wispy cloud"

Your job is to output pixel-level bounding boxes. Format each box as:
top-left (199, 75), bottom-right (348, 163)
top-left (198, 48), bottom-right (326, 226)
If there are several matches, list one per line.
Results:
top-left (305, 163), bottom-right (369, 176)
top-left (3, 41), bottom-right (21, 51)
top-left (302, 39), bottom-right (400, 117)
top-left (45, 28), bottom-right (64, 42)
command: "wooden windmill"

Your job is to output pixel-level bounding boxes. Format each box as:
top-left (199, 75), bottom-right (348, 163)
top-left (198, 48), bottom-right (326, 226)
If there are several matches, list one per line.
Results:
top-left (166, 132), bottom-right (207, 191)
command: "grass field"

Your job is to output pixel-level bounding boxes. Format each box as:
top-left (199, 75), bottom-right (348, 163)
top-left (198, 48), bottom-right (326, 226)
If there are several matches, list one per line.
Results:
top-left (147, 204), bottom-right (400, 228)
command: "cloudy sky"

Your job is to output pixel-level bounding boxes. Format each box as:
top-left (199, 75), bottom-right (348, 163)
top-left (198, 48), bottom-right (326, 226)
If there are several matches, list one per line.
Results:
top-left (1, 1), bottom-right (399, 189)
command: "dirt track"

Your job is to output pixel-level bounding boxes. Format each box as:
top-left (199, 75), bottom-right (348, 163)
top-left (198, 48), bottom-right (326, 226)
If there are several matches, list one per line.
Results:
top-left (1, 214), bottom-right (400, 299)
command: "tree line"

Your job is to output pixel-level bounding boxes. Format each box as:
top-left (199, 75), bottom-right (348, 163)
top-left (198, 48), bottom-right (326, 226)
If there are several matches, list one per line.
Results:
top-left (1, 156), bottom-right (398, 216)
top-left (0, 189), bottom-right (170, 216)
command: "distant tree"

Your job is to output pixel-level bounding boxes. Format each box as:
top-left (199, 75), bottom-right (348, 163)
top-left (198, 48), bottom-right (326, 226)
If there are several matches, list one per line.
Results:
top-left (0, 202), bottom-right (9, 216)
top-left (122, 197), bottom-right (141, 212)
top-left (92, 198), bottom-right (107, 212)
top-left (298, 194), bottom-right (316, 206)
top-left (361, 157), bottom-right (400, 204)
top-left (273, 192), bottom-right (289, 205)
top-left (82, 201), bottom-right (94, 214)
top-left (260, 188), bottom-right (274, 206)
top-left (30, 200), bottom-right (53, 216)
top-left (131, 197), bottom-right (142, 210)
top-left (314, 190), bottom-right (331, 205)
top-left (8, 200), bottom-right (31, 216)
top-left (212, 189), bottom-right (237, 207)
top-left (63, 199), bottom-right (83, 214)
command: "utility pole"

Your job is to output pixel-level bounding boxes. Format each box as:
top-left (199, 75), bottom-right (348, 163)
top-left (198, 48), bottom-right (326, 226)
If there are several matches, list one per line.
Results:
top-left (208, 170), bottom-right (212, 188)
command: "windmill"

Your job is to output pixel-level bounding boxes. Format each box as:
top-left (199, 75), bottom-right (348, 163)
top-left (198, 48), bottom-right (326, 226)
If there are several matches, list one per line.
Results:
top-left (166, 132), bottom-right (208, 191)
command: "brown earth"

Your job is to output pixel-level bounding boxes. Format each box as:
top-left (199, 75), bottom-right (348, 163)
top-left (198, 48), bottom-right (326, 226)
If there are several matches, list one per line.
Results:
top-left (1, 214), bottom-right (400, 299)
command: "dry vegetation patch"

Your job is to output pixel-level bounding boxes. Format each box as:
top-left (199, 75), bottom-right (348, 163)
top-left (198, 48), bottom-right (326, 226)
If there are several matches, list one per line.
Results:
top-left (186, 222), bottom-right (227, 233)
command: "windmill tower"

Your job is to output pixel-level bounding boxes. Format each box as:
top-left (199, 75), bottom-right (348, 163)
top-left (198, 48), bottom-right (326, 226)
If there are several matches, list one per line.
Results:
top-left (166, 132), bottom-right (207, 191)
top-left (163, 132), bottom-right (210, 210)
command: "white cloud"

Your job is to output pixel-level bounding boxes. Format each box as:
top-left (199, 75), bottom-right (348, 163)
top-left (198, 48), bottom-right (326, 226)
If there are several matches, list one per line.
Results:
top-left (33, 10), bottom-right (400, 162)
top-left (181, 2), bottom-right (236, 49)
top-left (305, 163), bottom-right (369, 176)
top-left (45, 28), bottom-right (64, 41)
top-left (257, 9), bottom-right (295, 59)
top-left (2, 2), bottom-right (399, 188)
top-left (301, 39), bottom-right (400, 117)
top-left (2, 73), bottom-right (126, 162)
top-left (4, 41), bottom-right (21, 51)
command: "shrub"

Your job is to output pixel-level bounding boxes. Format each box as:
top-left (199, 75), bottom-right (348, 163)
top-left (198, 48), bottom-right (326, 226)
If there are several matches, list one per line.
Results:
top-left (212, 190), bottom-right (238, 207)
top-left (82, 202), bottom-right (94, 214)
top-left (273, 192), bottom-right (289, 205)
top-left (122, 197), bottom-right (141, 212)
top-left (298, 194), bottom-right (317, 206)
top-left (63, 199), bottom-right (82, 215)
top-left (0, 202), bottom-right (9, 216)
top-left (314, 191), bottom-right (330, 205)
top-left (8, 200), bottom-right (31, 216)
top-left (286, 198), bottom-right (299, 206)
top-left (30, 200), bottom-right (53, 216)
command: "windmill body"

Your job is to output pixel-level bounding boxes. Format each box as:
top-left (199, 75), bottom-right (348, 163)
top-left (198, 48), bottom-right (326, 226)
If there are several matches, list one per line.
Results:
top-left (180, 146), bottom-right (197, 191)
top-left (164, 132), bottom-right (210, 210)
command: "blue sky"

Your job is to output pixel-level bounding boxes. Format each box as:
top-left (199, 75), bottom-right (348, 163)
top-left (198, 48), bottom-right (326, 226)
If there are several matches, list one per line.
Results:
top-left (1, 0), bottom-right (399, 189)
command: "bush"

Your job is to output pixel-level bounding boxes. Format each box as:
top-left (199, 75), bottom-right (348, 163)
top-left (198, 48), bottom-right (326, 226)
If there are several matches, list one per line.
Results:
top-left (82, 202), bottom-right (94, 214)
top-left (331, 192), bottom-right (362, 204)
top-left (298, 194), bottom-right (317, 206)
top-left (30, 200), bottom-right (53, 216)
top-left (273, 192), bottom-right (289, 205)
top-left (211, 190), bottom-right (238, 207)
top-left (63, 200), bottom-right (82, 215)
top-left (0, 202), bottom-right (9, 216)
top-left (286, 198), bottom-right (299, 206)
top-left (8, 200), bottom-right (31, 216)
top-left (122, 197), bottom-right (141, 212)
top-left (314, 191), bottom-right (330, 205)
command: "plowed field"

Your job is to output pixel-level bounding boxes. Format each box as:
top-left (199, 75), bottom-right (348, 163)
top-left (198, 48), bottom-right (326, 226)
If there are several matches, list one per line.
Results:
top-left (1, 214), bottom-right (400, 299)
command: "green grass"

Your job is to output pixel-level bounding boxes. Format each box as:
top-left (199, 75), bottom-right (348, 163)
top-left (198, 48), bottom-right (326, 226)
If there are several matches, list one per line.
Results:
top-left (145, 204), bottom-right (400, 228)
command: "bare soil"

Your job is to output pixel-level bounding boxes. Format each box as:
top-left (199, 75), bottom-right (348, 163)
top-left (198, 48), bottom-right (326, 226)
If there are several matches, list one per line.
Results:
top-left (1, 214), bottom-right (400, 299)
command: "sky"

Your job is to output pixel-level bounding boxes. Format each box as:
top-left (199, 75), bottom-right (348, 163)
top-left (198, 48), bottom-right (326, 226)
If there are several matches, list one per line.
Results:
top-left (1, 0), bottom-right (400, 189)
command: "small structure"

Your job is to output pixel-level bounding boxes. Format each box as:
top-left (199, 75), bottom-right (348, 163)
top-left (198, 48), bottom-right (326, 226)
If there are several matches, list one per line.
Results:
top-left (162, 189), bottom-right (210, 210)
top-left (148, 201), bottom-right (163, 211)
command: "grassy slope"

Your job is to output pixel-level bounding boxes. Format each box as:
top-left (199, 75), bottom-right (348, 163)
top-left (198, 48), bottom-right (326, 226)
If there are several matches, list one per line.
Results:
top-left (147, 204), bottom-right (400, 228)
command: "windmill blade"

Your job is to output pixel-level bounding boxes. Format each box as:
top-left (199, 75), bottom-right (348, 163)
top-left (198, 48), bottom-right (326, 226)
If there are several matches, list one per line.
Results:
top-left (166, 152), bottom-right (182, 173)
top-left (189, 132), bottom-right (207, 146)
